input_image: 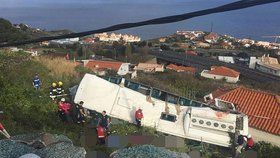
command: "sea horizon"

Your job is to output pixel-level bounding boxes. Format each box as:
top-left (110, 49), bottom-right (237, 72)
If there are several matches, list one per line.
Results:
top-left (0, 0), bottom-right (279, 41)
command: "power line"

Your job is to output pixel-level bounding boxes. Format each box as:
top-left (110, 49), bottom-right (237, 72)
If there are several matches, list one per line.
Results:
top-left (0, 0), bottom-right (279, 47)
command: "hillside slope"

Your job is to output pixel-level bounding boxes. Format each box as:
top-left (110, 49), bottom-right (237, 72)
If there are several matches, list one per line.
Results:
top-left (0, 18), bottom-right (72, 44)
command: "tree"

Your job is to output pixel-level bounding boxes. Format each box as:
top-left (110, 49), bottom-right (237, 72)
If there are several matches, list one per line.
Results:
top-left (77, 46), bottom-right (84, 57)
top-left (125, 43), bottom-right (132, 59)
top-left (160, 44), bottom-right (170, 51)
top-left (138, 41), bottom-right (147, 47)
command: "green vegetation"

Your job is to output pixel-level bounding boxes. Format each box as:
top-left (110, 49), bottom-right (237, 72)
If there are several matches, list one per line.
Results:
top-left (135, 71), bottom-right (229, 101)
top-left (0, 51), bottom-right (82, 143)
top-left (0, 18), bottom-right (72, 44)
top-left (0, 18), bottom-right (29, 43)
top-left (253, 141), bottom-right (280, 158)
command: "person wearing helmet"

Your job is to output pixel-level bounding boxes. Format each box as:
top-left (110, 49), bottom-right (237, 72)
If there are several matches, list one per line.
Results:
top-left (245, 134), bottom-right (254, 150)
top-left (58, 98), bottom-right (72, 122)
top-left (32, 73), bottom-right (41, 90)
top-left (50, 82), bottom-right (57, 100)
top-left (135, 108), bottom-right (143, 128)
top-left (0, 123), bottom-right (11, 139)
top-left (56, 81), bottom-right (65, 95)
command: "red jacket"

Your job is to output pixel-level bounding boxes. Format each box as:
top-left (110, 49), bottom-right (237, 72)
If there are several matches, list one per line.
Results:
top-left (59, 102), bottom-right (72, 114)
top-left (135, 109), bottom-right (143, 119)
top-left (97, 126), bottom-right (105, 138)
top-left (0, 123), bottom-right (4, 130)
top-left (247, 138), bottom-right (254, 147)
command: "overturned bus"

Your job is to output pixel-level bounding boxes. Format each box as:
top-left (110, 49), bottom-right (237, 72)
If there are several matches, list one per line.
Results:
top-left (74, 74), bottom-right (249, 147)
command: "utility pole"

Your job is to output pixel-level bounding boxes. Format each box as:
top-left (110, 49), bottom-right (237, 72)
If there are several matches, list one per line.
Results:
top-left (210, 22), bottom-right (213, 32)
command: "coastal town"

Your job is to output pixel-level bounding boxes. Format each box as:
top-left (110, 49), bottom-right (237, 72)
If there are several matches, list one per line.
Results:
top-left (0, 15), bottom-right (280, 158)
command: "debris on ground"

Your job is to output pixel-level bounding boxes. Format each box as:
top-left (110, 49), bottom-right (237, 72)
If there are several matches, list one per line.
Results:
top-left (0, 133), bottom-right (86, 158)
top-left (110, 144), bottom-right (190, 158)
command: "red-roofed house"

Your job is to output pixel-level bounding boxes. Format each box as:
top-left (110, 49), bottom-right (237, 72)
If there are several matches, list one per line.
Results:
top-left (84, 60), bottom-right (123, 75)
top-left (166, 64), bottom-right (196, 74)
top-left (205, 87), bottom-right (280, 145)
top-left (83, 37), bottom-right (94, 44)
top-left (204, 32), bottom-right (220, 43)
top-left (200, 66), bottom-right (240, 83)
top-left (185, 50), bottom-right (198, 56)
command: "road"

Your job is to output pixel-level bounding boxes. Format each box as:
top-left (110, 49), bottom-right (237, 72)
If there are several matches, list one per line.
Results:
top-left (150, 51), bottom-right (280, 83)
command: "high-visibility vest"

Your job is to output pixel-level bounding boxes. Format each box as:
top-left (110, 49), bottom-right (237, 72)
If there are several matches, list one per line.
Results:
top-left (0, 123), bottom-right (4, 130)
top-left (97, 126), bottom-right (105, 138)
top-left (135, 110), bottom-right (143, 119)
top-left (247, 138), bottom-right (254, 147)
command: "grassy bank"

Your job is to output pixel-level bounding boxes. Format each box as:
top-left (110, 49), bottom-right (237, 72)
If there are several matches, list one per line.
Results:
top-left (0, 51), bottom-right (82, 143)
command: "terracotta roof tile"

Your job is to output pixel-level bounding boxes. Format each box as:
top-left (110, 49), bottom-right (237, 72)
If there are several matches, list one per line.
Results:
top-left (208, 66), bottom-right (240, 78)
top-left (216, 87), bottom-right (280, 135)
top-left (85, 60), bottom-right (123, 71)
top-left (166, 64), bottom-right (196, 73)
top-left (210, 87), bottom-right (232, 99)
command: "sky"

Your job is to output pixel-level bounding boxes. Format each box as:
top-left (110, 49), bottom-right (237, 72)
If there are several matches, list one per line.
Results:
top-left (0, 0), bottom-right (220, 8)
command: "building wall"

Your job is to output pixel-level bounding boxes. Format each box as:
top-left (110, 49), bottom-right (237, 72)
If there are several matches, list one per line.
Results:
top-left (155, 66), bottom-right (164, 72)
top-left (249, 127), bottom-right (280, 147)
top-left (218, 56), bottom-right (235, 64)
top-left (249, 57), bottom-right (258, 69)
top-left (256, 64), bottom-right (280, 76)
top-left (201, 70), bottom-right (239, 83)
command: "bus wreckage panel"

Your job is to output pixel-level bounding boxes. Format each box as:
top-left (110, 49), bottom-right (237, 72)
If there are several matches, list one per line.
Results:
top-left (74, 74), bottom-right (249, 147)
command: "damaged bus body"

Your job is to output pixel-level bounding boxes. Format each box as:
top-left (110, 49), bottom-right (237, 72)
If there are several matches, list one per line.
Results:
top-left (74, 74), bottom-right (249, 147)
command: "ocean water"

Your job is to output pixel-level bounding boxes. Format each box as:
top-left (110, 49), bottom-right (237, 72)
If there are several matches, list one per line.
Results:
top-left (0, 0), bottom-right (279, 41)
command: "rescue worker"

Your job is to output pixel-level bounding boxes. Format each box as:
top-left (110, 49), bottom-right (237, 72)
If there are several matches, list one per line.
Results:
top-left (245, 134), bottom-right (254, 150)
top-left (58, 98), bottom-right (72, 122)
top-left (98, 111), bottom-right (111, 133)
top-left (236, 133), bottom-right (245, 156)
top-left (32, 74), bottom-right (41, 90)
top-left (56, 81), bottom-right (64, 96)
top-left (72, 101), bottom-right (86, 124)
top-left (96, 125), bottom-right (106, 145)
top-left (50, 82), bottom-right (58, 100)
top-left (135, 108), bottom-right (143, 128)
top-left (0, 123), bottom-right (11, 139)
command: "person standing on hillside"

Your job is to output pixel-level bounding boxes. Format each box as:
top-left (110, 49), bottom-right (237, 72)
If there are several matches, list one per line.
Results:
top-left (56, 81), bottom-right (65, 96)
top-left (135, 108), bottom-right (143, 128)
top-left (0, 123), bottom-right (11, 139)
top-left (50, 82), bottom-right (58, 100)
top-left (58, 98), bottom-right (72, 122)
top-left (72, 101), bottom-right (86, 124)
top-left (98, 111), bottom-right (111, 133)
top-left (96, 125), bottom-right (106, 145)
top-left (244, 134), bottom-right (254, 150)
top-left (32, 73), bottom-right (41, 90)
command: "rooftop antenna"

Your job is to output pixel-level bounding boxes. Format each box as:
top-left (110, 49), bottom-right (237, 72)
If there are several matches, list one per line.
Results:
top-left (262, 35), bottom-right (280, 43)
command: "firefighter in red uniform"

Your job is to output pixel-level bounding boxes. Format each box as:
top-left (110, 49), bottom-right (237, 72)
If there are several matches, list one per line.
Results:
top-left (0, 123), bottom-right (11, 139)
top-left (245, 134), bottom-right (254, 150)
top-left (96, 125), bottom-right (106, 145)
top-left (135, 108), bottom-right (143, 128)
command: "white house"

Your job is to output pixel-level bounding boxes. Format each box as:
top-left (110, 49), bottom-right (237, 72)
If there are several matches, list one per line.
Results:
top-left (136, 63), bottom-right (164, 72)
top-left (255, 54), bottom-right (280, 76)
top-left (218, 56), bottom-right (235, 64)
top-left (200, 66), bottom-right (240, 83)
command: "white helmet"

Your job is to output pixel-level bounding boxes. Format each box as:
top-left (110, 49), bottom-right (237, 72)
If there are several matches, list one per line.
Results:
top-left (247, 134), bottom-right (252, 138)
top-left (61, 98), bottom-right (65, 102)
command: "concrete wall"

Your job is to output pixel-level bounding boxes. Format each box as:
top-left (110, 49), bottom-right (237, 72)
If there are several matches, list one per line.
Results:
top-left (249, 127), bottom-right (280, 147)
top-left (256, 64), bottom-right (280, 76)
